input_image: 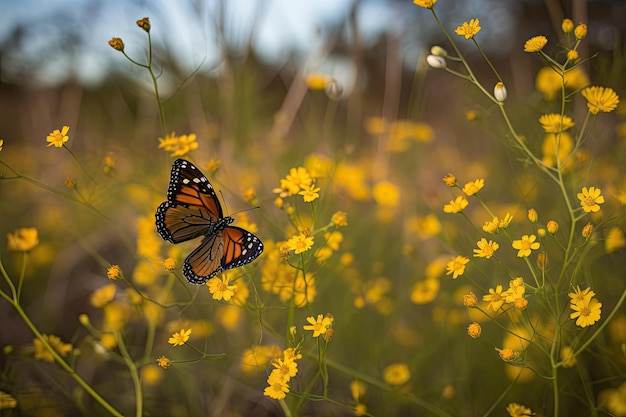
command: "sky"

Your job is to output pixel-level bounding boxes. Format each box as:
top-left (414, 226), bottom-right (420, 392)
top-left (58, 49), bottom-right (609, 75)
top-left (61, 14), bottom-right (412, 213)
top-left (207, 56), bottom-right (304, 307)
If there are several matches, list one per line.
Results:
top-left (0, 0), bottom-right (521, 87)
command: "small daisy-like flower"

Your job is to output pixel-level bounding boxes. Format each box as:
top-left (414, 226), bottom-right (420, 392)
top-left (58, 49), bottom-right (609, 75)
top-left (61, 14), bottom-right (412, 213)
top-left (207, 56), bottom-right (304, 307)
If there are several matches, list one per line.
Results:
top-left (156, 356), bottom-right (171, 369)
top-left (462, 179), bottom-right (484, 196)
top-left (286, 233), bottom-right (314, 254)
top-left (163, 258), bottom-right (177, 272)
top-left (523, 35), bottom-right (548, 52)
top-left (158, 133), bottom-right (199, 157)
top-left (89, 284), bottom-right (116, 308)
top-left (581, 86), bottom-right (619, 115)
top-left (499, 213), bottom-right (513, 228)
top-left (264, 372), bottom-right (290, 399)
top-left (577, 186), bottom-right (605, 213)
top-left (483, 285), bottom-right (505, 311)
top-left (512, 234), bottom-right (540, 257)
top-left (107, 265), bottom-right (122, 280)
top-left (539, 113), bottom-right (575, 133)
top-left (372, 181), bottom-right (400, 207)
top-left (463, 292), bottom-right (478, 307)
top-left (443, 195), bottom-right (469, 213)
top-left (467, 322), bottom-right (481, 338)
top-left (206, 275), bottom-right (237, 301)
top-left (298, 183), bottom-right (321, 203)
top-left (506, 402), bottom-right (533, 417)
top-left (46, 125), bottom-right (70, 147)
top-left (7, 227), bottom-right (39, 252)
top-left (33, 334), bottom-right (73, 363)
top-left (278, 167), bottom-right (312, 196)
top-left (473, 238), bottom-right (499, 259)
top-left (413, 0), bottom-right (437, 9)
top-left (303, 314), bottom-right (333, 338)
top-left (446, 256), bottom-right (470, 279)
top-left (271, 358), bottom-right (298, 380)
top-left (455, 18), bottom-right (481, 39)
top-left (496, 347), bottom-right (519, 361)
top-left (482, 218), bottom-right (499, 234)
top-left (570, 296), bottom-right (602, 328)
top-left (383, 363), bottom-right (411, 386)
top-left (568, 285), bottom-right (595, 305)
top-left (168, 328), bottom-right (192, 346)
top-left (331, 211), bottom-right (348, 227)
top-left (442, 173), bottom-right (456, 187)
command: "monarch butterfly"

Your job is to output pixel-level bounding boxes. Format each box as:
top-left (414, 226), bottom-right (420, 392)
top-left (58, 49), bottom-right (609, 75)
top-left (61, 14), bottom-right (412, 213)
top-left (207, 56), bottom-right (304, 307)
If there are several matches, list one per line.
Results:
top-left (155, 159), bottom-right (263, 284)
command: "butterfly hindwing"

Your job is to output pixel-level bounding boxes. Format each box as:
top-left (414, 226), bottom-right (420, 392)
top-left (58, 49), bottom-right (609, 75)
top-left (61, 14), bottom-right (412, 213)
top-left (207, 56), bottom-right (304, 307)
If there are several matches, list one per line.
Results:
top-left (221, 226), bottom-right (264, 271)
top-left (155, 159), bottom-right (264, 285)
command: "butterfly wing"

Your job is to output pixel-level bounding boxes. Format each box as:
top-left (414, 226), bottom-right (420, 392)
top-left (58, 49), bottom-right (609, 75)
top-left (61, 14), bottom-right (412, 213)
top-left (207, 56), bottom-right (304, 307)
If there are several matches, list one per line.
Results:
top-left (155, 159), bottom-right (222, 243)
top-left (166, 159), bottom-right (223, 218)
top-left (182, 226), bottom-right (264, 284)
top-left (155, 202), bottom-right (214, 244)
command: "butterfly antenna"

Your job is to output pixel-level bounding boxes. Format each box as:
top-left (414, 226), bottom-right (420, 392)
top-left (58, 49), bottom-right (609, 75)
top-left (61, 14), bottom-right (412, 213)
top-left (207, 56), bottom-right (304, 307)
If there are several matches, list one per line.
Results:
top-left (219, 189), bottom-right (260, 216)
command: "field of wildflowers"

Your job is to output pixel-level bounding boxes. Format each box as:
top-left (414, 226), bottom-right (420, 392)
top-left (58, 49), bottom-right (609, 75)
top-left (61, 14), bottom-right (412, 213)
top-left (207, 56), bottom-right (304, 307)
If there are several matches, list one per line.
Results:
top-left (1, 1), bottom-right (626, 416)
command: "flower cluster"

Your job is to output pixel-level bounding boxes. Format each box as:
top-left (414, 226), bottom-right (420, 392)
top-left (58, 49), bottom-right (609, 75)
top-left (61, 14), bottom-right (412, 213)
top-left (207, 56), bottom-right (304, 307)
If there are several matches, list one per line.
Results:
top-left (158, 132), bottom-right (199, 157)
top-left (263, 348), bottom-right (302, 400)
top-left (569, 286), bottom-right (602, 328)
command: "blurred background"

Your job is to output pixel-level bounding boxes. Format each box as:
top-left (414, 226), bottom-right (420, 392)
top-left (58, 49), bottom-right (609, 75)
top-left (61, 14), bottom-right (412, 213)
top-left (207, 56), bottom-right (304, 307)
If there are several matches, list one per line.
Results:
top-left (1, 0), bottom-right (626, 416)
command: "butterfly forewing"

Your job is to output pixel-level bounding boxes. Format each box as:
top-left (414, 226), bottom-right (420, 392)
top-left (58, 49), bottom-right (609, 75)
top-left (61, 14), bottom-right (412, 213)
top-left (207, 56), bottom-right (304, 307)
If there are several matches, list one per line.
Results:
top-left (155, 158), bottom-right (264, 284)
top-left (167, 159), bottom-right (223, 220)
top-left (155, 202), bottom-right (214, 244)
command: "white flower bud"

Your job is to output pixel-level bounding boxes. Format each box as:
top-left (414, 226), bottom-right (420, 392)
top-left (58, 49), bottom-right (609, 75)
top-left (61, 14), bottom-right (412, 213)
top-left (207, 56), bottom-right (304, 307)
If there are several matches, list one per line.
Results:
top-left (427, 55), bottom-right (447, 69)
top-left (430, 46), bottom-right (448, 57)
top-left (494, 82), bottom-right (507, 102)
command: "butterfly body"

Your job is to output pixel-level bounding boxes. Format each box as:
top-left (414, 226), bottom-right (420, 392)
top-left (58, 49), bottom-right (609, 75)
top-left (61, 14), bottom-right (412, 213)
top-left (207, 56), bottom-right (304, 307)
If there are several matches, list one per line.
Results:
top-left (155, 159), bottom-right (263, 284)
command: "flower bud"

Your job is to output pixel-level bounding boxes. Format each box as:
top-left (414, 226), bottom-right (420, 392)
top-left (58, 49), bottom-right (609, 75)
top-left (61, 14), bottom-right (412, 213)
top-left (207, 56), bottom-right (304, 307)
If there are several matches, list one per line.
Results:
top-left (527, 208), bottom-right (538, 223)
top-left (426, 55), bottom-right (447, 69)
top-left (494, 82), bottom-right (507, 102)
top-left (582, 222), bottom-right (593, 238)
top-left (442, 173), bottom-right (456, 187)
top-left (136, 17), bottom-right (151, 32)
top-left (108, 37), bottom-right (125, 51)
top-left (574, 23), bottom-right (587, 40)
top-left (546, 220), bottom-right (559, 234)
top-left (467, 322), bottom-right (481, 338)
top-left (562, 19), bottom-right (574, 33)
top-left (567, 49), bottom-right (579, 61)
top-left (325, 79), bottom-right (343, 100)
top-left (430, 46), bottom-right (448, 57)
top-left (463, 292), bottom-right (478, 307)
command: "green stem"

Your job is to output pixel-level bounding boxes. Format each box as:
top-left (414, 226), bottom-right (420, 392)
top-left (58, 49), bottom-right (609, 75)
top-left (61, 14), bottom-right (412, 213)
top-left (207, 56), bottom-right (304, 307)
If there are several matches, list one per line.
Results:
top-left (115, 331), bottom-right (143, 417)
top-left (2, 293), bottom-right (123, 416)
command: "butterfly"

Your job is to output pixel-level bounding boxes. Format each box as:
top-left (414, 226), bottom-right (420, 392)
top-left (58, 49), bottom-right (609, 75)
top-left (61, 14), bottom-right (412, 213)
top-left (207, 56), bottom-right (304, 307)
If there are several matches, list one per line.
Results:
top-left (155, 159), bottom-right (263, 284)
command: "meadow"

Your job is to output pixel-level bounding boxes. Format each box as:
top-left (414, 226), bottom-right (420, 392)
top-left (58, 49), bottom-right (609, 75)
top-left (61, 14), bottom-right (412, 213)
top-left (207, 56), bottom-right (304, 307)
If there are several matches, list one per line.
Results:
top-left (1, 1), bottom-right (625, 416)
